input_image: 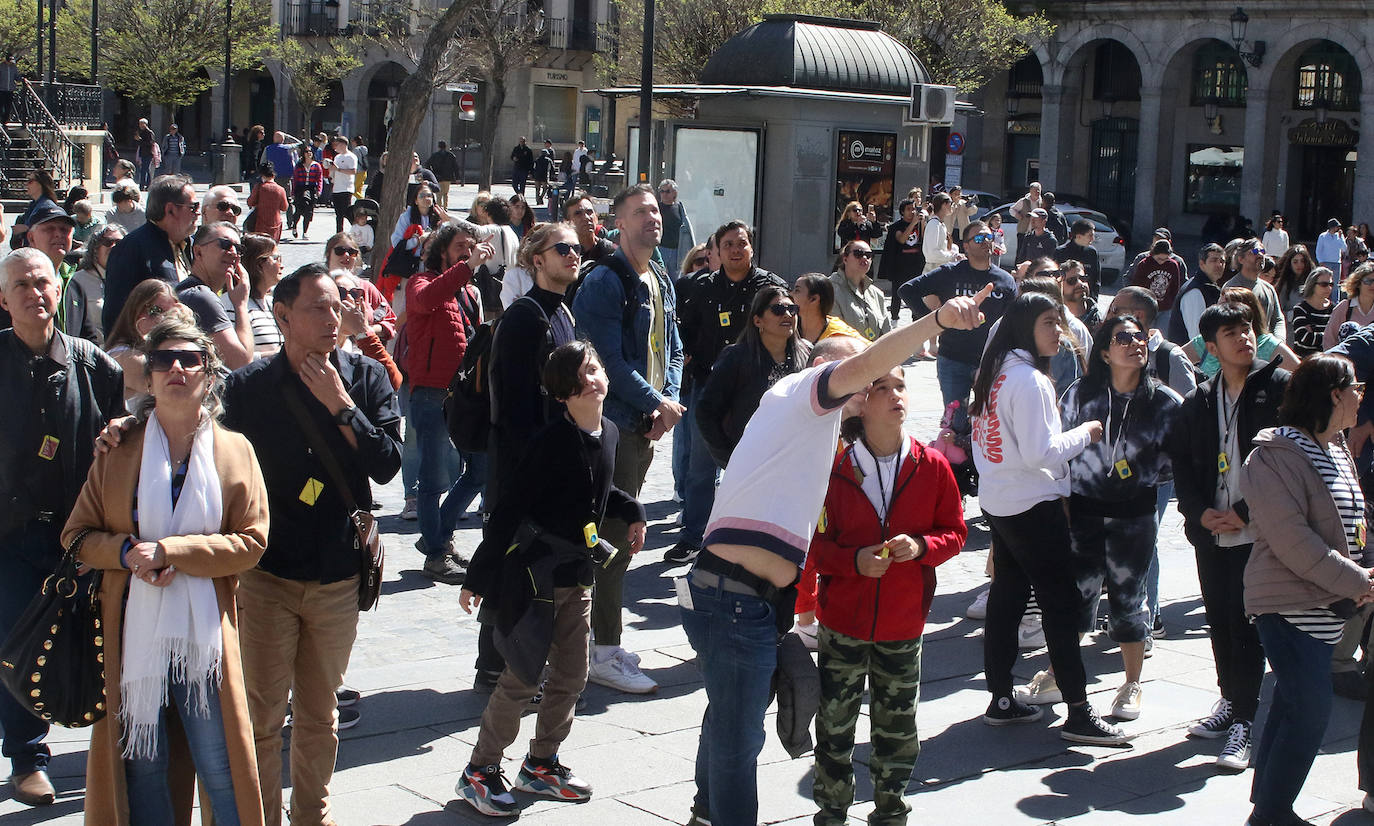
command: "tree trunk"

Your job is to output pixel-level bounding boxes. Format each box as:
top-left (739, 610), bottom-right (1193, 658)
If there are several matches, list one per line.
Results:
top-left (477, 64), bottom-right (506, 191)
top-left (369, 0), bottom-right (482, 275)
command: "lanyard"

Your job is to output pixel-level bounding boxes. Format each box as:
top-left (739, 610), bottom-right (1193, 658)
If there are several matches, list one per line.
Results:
top-left (1101, 389), bottom-right (1133, 477)
top-left (1219, 384), bottom-right (1241, 454)
top-left (859, 440), bottom-right (899, 525)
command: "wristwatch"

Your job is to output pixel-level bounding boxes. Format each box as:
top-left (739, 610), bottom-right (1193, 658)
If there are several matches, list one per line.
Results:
top-left (333, 406), bottom-right (358, 426)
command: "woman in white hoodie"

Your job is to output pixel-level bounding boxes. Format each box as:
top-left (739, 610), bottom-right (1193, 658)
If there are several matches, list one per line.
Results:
top-left (970, 293), bottom-right (1128, 746)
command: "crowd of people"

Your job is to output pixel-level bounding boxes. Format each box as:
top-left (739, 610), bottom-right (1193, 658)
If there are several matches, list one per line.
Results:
top-left (5, 152), bottom-right (1374, 826)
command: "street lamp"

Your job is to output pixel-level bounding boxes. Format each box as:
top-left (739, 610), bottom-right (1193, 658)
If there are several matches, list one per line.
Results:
top-left (1229, 7), bottom-right (1266, 67)
top-left (1202, 96), bottom-right (1219, 123)
top-left (1314, 94), bottom-right (1330, 125)
top-left (1005, 91), bottom-right (1020, 117)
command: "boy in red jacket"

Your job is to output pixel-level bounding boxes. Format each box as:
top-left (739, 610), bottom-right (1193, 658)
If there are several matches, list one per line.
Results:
top-left (810, 366), bottom-right (967, 825)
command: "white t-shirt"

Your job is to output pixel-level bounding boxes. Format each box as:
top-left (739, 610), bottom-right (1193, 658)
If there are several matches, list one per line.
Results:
top-left (349, 222), bottom-right (374, 250)
top-left (331, 150), bottom-right (358, 192)
top-left (703, 361), bottom-right (852, 568)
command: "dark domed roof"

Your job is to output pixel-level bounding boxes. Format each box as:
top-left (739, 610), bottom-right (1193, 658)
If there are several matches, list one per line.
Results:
top-left (699, 15), bottom-right (929, 97)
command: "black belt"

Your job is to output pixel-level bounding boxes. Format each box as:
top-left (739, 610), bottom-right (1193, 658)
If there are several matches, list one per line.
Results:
top-left (691, 549), bottom-right (786, 602)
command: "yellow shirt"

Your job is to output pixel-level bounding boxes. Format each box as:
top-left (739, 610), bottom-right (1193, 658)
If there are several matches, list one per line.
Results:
top-left (819, 315), bottom-right (866, 342)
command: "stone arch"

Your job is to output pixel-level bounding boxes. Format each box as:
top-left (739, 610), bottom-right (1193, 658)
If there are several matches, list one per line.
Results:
top-left (1257, 21), bottom-right (1374, 91)
top-left (1047, 23), bottom-right (1154, 88)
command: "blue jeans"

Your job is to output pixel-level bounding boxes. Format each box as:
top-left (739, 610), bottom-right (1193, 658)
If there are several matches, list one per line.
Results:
top-left (0, 525), bottom-right (54, 775)
top-left (661, 247), bottom-right (682, 280)
top-left (137, 154), bottom-right (153, 188)
top-left (1149, 481), bottom-right (1174, 620)
top-left (125, 674), bottom-right (239, 826)
top-left (671, 398), bottom-right (690, 501)
top-left (936, 355), bottom-right (978, 407)
top-left (681, 577), bottom-right (778, 826)
top-left (1251, 613), bottom-right (1335, 822)
top-left (400, 382), bottom-right (458, 498)
top-left (410, 386), bottom-right (485, 556)
top-left (680, 384), bottom-right (720, 546)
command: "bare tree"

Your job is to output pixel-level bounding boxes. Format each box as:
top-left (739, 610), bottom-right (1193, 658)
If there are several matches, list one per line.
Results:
top-left (462, 0), bottom-right (545, 190)
top-left (278, 37), bottom-right (363, 135)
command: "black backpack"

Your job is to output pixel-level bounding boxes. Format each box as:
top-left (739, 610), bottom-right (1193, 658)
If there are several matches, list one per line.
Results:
top-left (445, 294), bottom-right (555, 453)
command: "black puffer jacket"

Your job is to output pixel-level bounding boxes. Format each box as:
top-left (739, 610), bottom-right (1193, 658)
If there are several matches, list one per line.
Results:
top-left (695, 340), bottom-right (808, 468)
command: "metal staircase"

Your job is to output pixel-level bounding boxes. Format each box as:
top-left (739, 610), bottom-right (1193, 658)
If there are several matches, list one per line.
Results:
top-left (0, 79), bottom-right (93, 198)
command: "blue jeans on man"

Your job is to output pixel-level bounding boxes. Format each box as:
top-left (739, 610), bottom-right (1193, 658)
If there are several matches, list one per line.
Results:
top-left (0, 524), bottom-right (55, 777)
top-left (936, 355), bottom-right (978, 408)
top-left (409, 386), bottom-right (486, 557)
top-left (137, 154), bottom-right (153, 189)
top-left (680, 576), bottom-right (778, 826)
top-left (680, 385), bottom-right (719, 549)
top-left (125, 675), bottom-right (239, 825)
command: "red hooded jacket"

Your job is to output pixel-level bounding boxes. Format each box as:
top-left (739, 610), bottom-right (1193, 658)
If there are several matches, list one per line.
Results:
top-left (403, 259), bottom-right (479, 390)
top-left (811, 435), bottom-right (967, 642)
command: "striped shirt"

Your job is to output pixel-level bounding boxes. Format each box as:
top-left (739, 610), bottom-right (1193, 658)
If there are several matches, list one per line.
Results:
top-left (221, 294), bottom-right (284, 357)
top-left (1274, 425), bottom-right (1365, 643)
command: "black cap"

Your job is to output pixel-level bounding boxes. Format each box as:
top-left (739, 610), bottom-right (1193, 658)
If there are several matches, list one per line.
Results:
top-left (1329, 218), bottom-right (1343, 229)
top-left (27, 203), bottom-right (75, 229)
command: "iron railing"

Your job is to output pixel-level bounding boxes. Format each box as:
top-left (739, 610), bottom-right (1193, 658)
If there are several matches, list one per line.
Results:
top-left (282, 0), bottom-right (339, 35)
top-left (28, 82), bottom-right (102, 129)
top-left (13, 79), bottom-right (80, 191)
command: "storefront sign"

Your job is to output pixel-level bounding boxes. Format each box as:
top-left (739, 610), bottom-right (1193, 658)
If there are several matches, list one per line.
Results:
top-left (834, 131), bottom-right (896, 248)
top-left (542, 70), bottom-right (572, 83)
top-left (1007, 119), bottom-right (1041, 135)
top-left (1288, 118), bottom-right (1358, 147)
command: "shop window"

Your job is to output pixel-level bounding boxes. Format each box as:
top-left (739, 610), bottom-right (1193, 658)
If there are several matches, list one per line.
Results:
top-left (1184, 144), bottom-right (1244, 214)
top-left (532, 85), bottom-right (578, 144)
top-left (1190, 41), bottom-right (1247, 107)
top-left (1295, 43), bottom-right (1359, 110)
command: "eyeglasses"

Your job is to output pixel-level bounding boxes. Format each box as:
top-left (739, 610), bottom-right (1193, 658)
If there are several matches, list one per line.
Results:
top-left (1317, 280), bottom-right (1335, 287)
top-left (1111, 330), bottom-right (1148, 347)
top-left (202, 237), bottom-right (243, 255)
top-left (338, 287), bottom-right (366, 301)
top-left (766, 303), bottom-right (800, 317)
top-left (148, 349), bottom-right (208, 372)
top-left (1362, 277), bottom-right (1374, 287)
top-left (172, 201), bottom-right (201, 215)
top-left (1038, 268), bottom-right (1063, 280)
top-left (540, 241), bottom-right (583, 258)
top-left (970, 233), bottom-right (995, 244)
top-left (332, 246), bottom-right (360, 257)
top-left (260, 253), bottom-right (282, 263)
top-left (214, 201), bottom-right (243, 216)
top-left (849, 250), bottom-right (874, 259)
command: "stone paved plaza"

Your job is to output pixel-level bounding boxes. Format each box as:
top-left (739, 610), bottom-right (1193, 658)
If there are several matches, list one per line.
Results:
top-left (8, 187), bottom-right (1374, 824)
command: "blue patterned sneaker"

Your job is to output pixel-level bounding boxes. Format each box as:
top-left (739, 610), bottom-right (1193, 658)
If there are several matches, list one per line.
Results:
top-left (514, 754), bottom-right (592, 801)
top-left (456, 763), bottom-right (519, 817)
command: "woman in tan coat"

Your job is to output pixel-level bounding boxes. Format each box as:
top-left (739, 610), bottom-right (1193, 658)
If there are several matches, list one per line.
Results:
top-left (63, 315), bottom-right (269, 826)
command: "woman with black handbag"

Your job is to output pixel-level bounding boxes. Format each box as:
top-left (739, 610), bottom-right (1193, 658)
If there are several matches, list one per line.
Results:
top-left (62, 315), bottom-right (269, 825)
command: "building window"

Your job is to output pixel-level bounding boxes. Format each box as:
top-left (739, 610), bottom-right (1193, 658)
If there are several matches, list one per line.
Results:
top-left (1007, 54), bottom-right (1042, 98)
top-left (1295, 43), bottom-right (1360, 110)
top-left (1191, 41), bottom-right (1246, 107)
top-left (532, 85), bottom-right (578, 144)
top-left (1184, 144), bottom-right (1244, 214)
top-left (1092, 41), bottom-right (1141, 102)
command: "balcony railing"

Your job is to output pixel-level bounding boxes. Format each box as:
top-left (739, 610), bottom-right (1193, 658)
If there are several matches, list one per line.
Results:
top-left (30, 82), bottom-right (102, 129)
top-left (544, 16), bottom-right (603, 52)
top-left (282, 0), bottom-right (339, 35)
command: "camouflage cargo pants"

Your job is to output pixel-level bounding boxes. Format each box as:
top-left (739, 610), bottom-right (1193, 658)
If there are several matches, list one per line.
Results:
top-left (813, 626), bottom-right (922, 826)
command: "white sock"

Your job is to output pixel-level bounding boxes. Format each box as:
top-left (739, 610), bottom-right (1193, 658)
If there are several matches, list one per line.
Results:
top-left (593, 644), bottom-right (618, 663)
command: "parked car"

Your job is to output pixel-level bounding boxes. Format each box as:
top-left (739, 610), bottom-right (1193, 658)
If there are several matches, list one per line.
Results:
top-left (985, 202), bottom-right (1127, 281)
top-left (962, 189), bottom-right (1003, 220)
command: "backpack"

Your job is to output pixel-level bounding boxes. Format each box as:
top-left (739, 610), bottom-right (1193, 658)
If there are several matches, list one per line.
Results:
top-left (445, 294), bottom-right (553, 453)
top-left (1151, 343), bottom-right (1206, 391)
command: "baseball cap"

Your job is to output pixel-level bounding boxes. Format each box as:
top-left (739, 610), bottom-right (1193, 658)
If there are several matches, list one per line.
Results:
top-left (27, 203), bottom-right (75, 228)
top-left (1030, 208), bottom-right (1048, 218)
top-left (1329, 218), bottom-right (1343, 229)
top-left (1153, 227), bottom-right (1172, 240)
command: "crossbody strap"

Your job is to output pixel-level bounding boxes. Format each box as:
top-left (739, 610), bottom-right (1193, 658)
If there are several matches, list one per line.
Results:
top-left (282, 382), bottom-right (360, 512)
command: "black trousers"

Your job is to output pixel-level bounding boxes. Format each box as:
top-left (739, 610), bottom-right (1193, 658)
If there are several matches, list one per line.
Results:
top-left (984, 499), bottom-right (1089, 703)
top-left (332, 191), bottom-right (353, 234)
top-left (1194, 543), bottom-right (1265, 722)
top-left (1357, 644), bottom-right (1374, 791)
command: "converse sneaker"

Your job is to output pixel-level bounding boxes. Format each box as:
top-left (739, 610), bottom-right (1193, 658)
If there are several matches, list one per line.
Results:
top-left (1215, 721), bottom-right (1252, 771)
top-left (587, 648), bottom-right (657, 694)
top-left (1015, 670), bottom-right (1063, 705)
top-left (983, 694), bottom-right (1044, 726)
top-left (664, 542), bottom-right (700, 564)
top-left (514, 754), bottom-right (593, 801)
top-left (335, 687), bottom-right (361, 707)
top-left (966, 588), bottom-right (990, 620)
top-left (1018, 615), bottom-right (1046, 649)
top-left (1188, 698), bottom-right (1234, 739)
top-left (1151, 614), bottom-right (1165, 638)
top-left (457, 763), bottom-right (519, 817)
top-left (337, 706), bottom-right (360, 730)
top-left (1060, 703), bottom-right (1131, 746)
top-left (1111, 681), bottom-right (1143, 721)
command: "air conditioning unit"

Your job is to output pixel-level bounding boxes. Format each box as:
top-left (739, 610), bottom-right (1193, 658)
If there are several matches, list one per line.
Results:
top-left (907, 84), bottom-right (957, 126)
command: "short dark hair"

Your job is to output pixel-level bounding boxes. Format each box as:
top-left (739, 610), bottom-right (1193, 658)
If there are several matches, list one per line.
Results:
top-left (714, 220), bottom-right (753, 248)
top-left (425, 222), bottom-right (476, 273)
top-left (794, 273), bottom-right (834, 315)
top-left (562, 192), bottom-right (594, 219)
top-left (897, 198), bottom-right (915, 214)
top-left (1071, 218), bottom-right (1094, 237)
top-left (259, 161), bottom-right (276, 177)
top-left (275, 263), bottom-right (331, 308)
top-left (146, 174), bottom-right (193, 221)
top-left (1199, 242), bottom-right (1225, 264)
top-left (962, 220), bottom-right (989, 241)
top-left (484, 197), bottom-right (511, 225)
top-left (611, 183), bottom-right (655, 215)
top-left (1198, 302), bottom-right (1251, 344)
top-left (1279, 353), bottom-right (1357, 434)
top-left (543, 340), bottom-right (601, 401)
top-left (1112, 286), bottom-right (1159, 324)
top-left (438, 141), bottom-right (448, 150)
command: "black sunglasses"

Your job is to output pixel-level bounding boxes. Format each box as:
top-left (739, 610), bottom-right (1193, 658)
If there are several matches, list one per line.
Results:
top-left (849, 250), bottom-right (874, 259)
top-left (201, 237), bottom-right (243, 255)
top-left (1111, 330), bottom-right (1148, 346)
top-left (766, 303), bottom-right (800, 317)
top-left (338, 286), bottom-right (366, 301)
top-left (332, 246), bottom-right (360, 256)
top-left (148, 349), bottom-right (208, 372)
top-left (215, 201), bottom-right (243, 216)
top-left (1039, 268), bottom-right (1064, 279)
top-left (541, 241), bottom-right (583, 257)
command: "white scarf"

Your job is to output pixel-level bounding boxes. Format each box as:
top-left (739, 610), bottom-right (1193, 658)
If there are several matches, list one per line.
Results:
top-left (121, 411), bottom-right (224, 760)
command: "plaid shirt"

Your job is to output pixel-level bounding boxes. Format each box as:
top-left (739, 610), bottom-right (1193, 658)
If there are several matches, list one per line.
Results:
top-left (291, 161), bottom-right (323, 197)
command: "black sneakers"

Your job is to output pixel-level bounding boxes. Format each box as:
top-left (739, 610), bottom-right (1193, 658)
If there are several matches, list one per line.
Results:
top-left (983, 694), bottom-right (1044, 726)
top-left (664, 542), bottom-right (700, 564)
top-left (1061, 703), bottom-right (1131, 745)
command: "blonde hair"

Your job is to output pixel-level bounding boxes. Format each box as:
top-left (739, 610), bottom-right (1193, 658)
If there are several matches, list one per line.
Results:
top-left (517, 221), bottom-right (577, 271)
top-left (835, 201), bottom-right (863, 233)
top-left (1343, 261), bottom-right (1374, 299)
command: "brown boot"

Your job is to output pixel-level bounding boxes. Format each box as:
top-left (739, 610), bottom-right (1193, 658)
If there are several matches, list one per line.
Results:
top-left (11, 770), bottom-right (54, 806)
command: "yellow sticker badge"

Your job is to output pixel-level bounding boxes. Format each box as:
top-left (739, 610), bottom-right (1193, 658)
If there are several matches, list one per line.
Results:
top-left (299, 478), bottom-right (325, 506)
top-left (817, 506), bottom-right (828, 534)
top-left (719, 311), bottom-right (731, 327)
top-left (37, 435), bottom-right (59, 461)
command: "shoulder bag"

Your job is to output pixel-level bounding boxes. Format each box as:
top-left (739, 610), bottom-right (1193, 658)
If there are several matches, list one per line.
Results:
top-left (282, 386), bottom-right (385, 611)
top-left (0, 528), bottom-right (107, 727)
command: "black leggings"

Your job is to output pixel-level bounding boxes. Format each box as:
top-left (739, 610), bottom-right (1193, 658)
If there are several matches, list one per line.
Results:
top-left (1195, 543), bottom-right (1264, 722)
top-left (984, 499), bottom-right (1089, 703)
top-left (291, 194), bottom-right (314, 234)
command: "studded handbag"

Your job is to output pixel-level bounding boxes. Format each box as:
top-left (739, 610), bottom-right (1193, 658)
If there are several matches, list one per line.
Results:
top-left (0, 528), bottom-right (107, 727)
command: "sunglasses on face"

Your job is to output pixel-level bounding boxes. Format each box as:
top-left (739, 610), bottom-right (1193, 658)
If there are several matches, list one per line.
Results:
top-left (766, 303), bottom-right (800, 317)
top-left (1039, 268), bottom-right (1064, 279)
top-left (332, 246), bottom-right (360, 257)
top-left (850, 250), bottom-right (873, 259)
top-left (1111, 330), bottom-right (1148, 346)
top-left (201, 237), bottom-right (243, 255)
top-left (1249, 246), bottom-right (1265, 256)
top-left (215, 201), bottom-right (243, 216)
top-left (144, 303), bottom-right (167, 318)
top-left (1318, 280), bottom-right (1335, 287)
top-left (97, 236), bottom-right (119, 247)
top-left (970, 233), bottom-right (995, 244)
top-left (173, 201), bottom-right (201, 214)
top-left (148, 349), bottom-right (208, 372)
top-left (541, 241), bottom-right (583, 257)
top-left (338, 287), bottom-right (366, 301)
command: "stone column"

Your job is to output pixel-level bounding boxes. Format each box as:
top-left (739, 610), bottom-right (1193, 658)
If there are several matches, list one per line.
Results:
top-left (1239, 84), bottom-right (1273, 223)
top-left (1132, 85), bottom-right (1164, 238)
top-left (1038, 83), bottom-right (1077, 191)
top-left (1355, 91), bottom-right (1374, 225)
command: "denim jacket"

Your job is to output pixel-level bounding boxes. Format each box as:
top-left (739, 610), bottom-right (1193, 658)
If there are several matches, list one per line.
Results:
top-left (572, 249), bottom-right (683, 432)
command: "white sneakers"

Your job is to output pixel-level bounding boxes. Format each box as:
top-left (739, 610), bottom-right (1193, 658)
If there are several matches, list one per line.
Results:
top-left (966, 589), bottom-right (989, 619)
top-left (1018, 615), bottom-right (1046, 649)
top-left (587, 646), bottom-right (658, 694)
top-left (1016, 670), bottom-right (1063, 705)
top-left (1111, 681), bottom-right (1143, 720)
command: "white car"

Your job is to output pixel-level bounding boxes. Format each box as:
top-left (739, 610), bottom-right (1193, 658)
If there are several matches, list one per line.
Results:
top-left (985, 202), bottom-right (1127, 282)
